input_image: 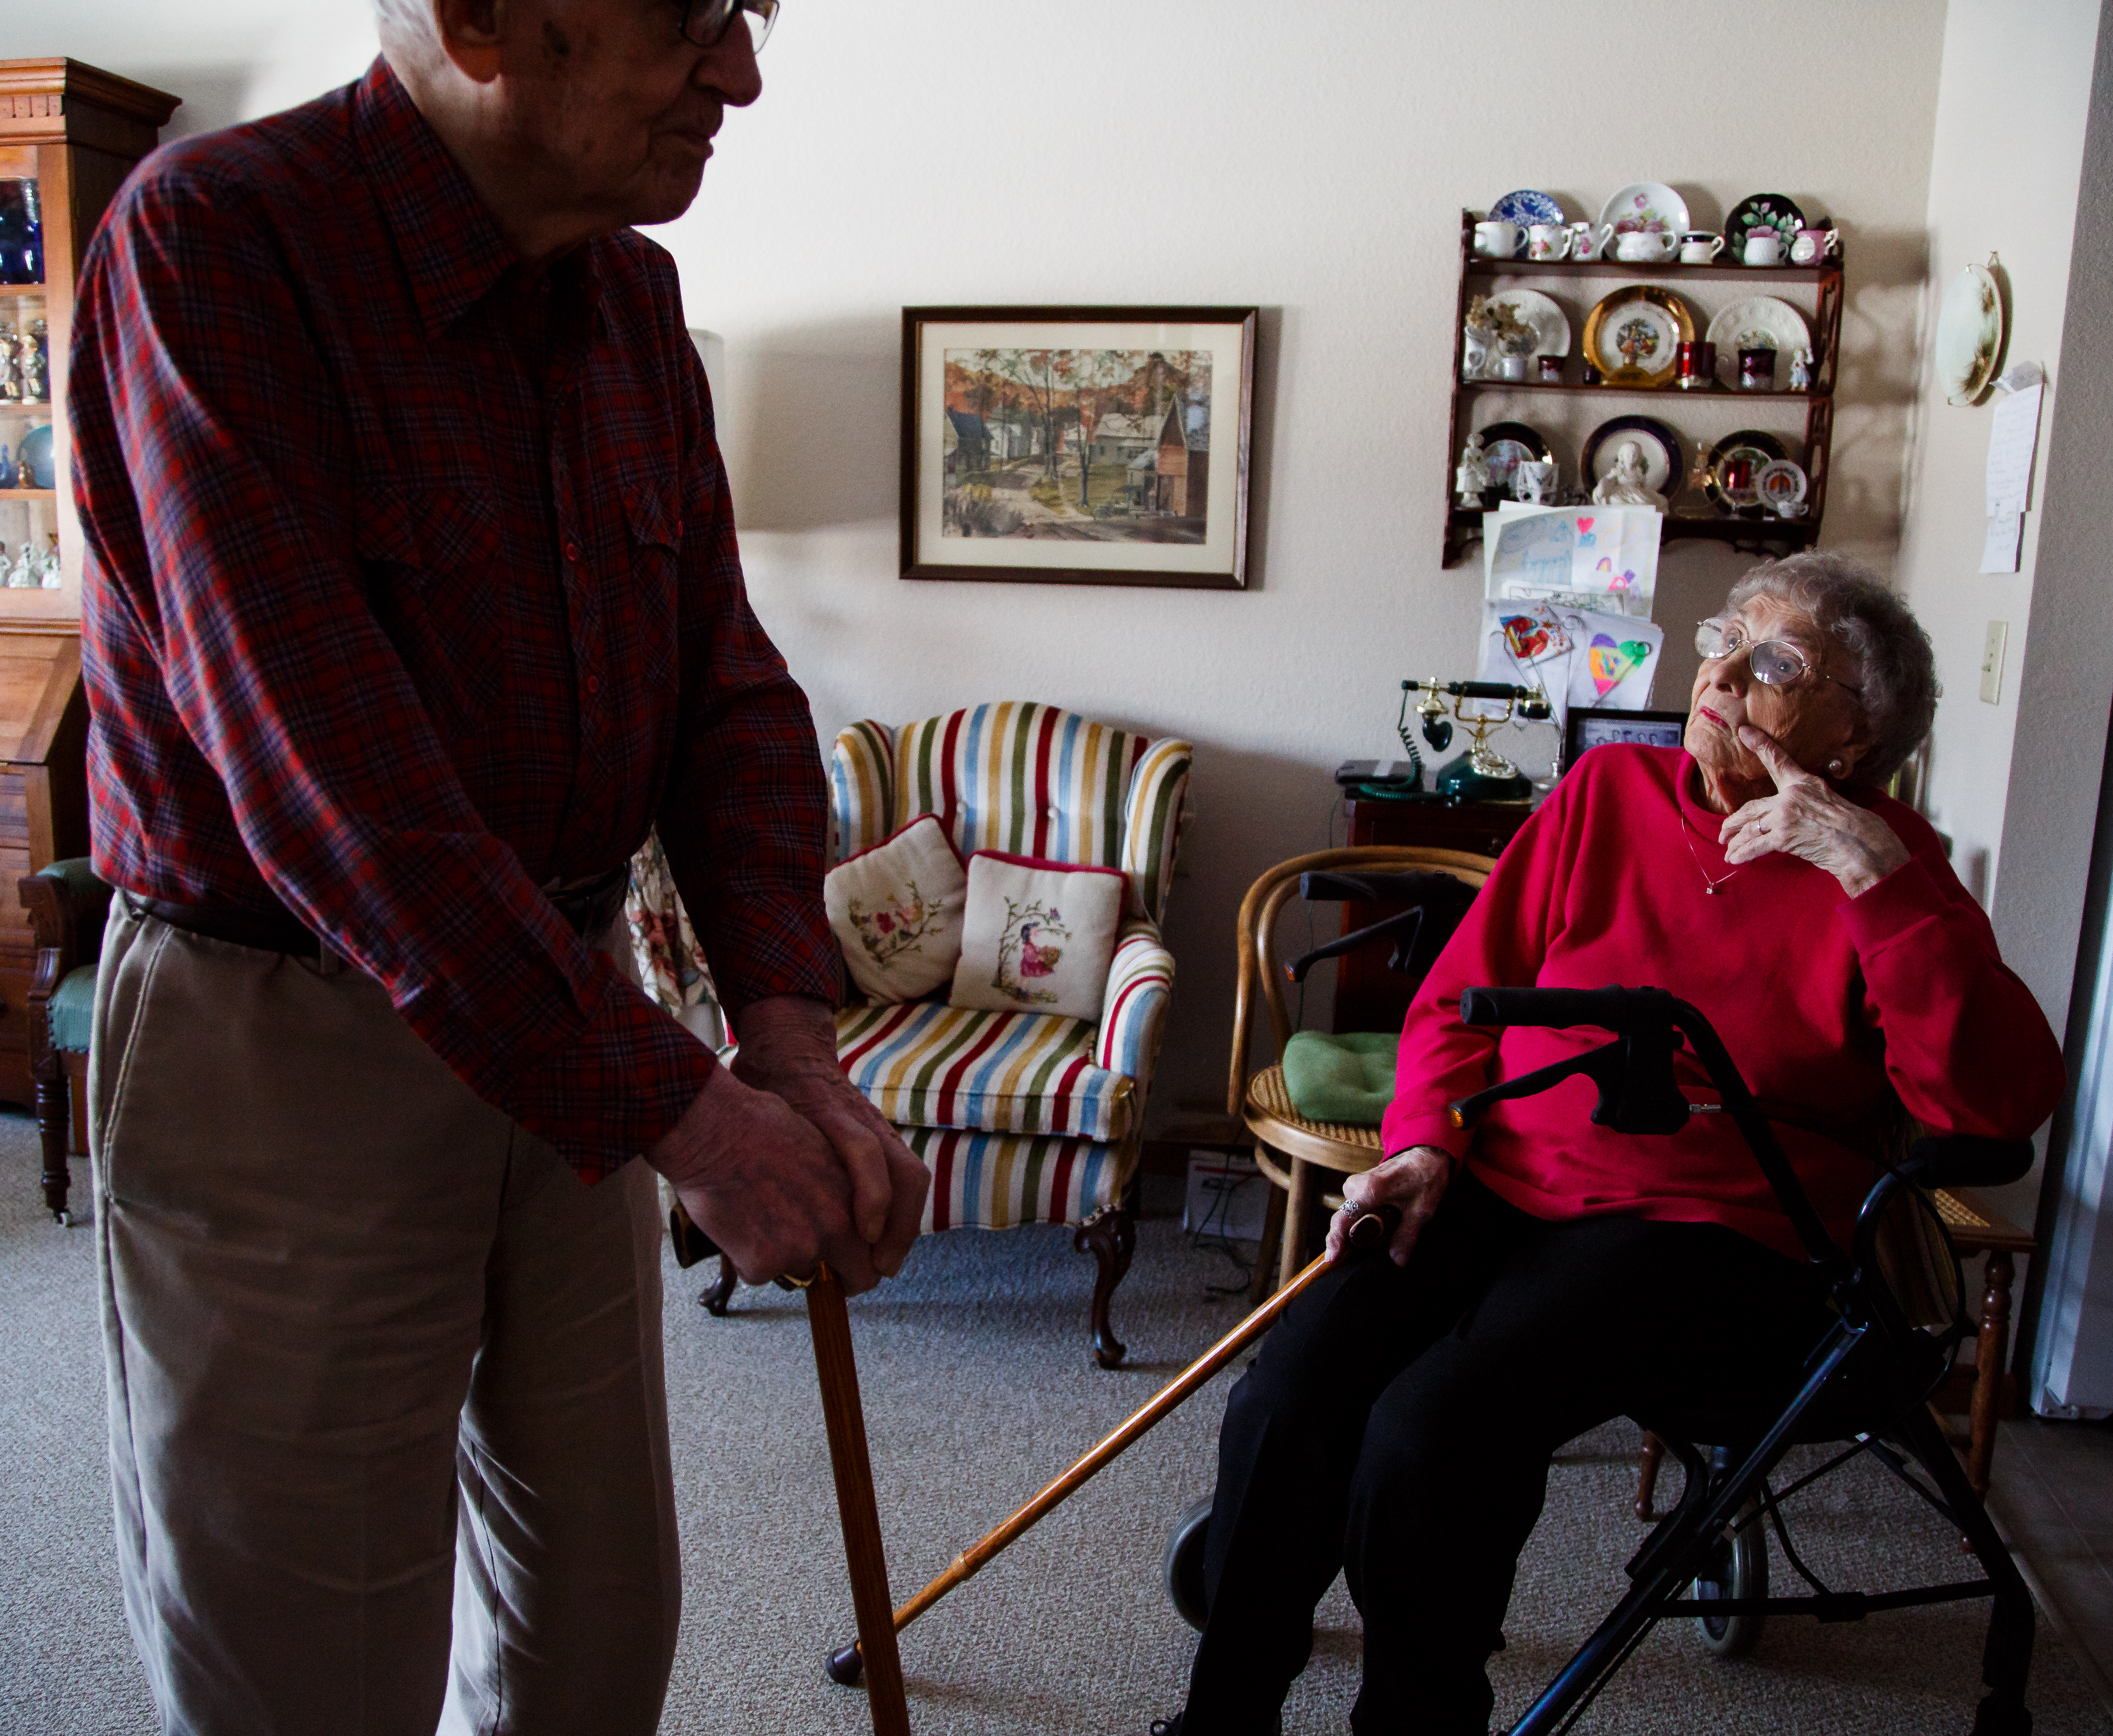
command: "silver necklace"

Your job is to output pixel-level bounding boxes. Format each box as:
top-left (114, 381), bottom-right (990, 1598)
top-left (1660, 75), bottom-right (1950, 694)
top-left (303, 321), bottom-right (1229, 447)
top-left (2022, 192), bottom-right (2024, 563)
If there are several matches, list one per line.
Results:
top-left (1682, 821), bottom-right (1743, 896)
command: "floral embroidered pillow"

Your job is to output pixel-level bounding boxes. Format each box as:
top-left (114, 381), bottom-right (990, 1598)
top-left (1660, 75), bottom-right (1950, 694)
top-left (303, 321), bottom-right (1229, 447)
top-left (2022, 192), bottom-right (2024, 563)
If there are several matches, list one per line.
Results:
top-left (824, 815), bottom-right (968, 1004)
top-left (949, 851), bottom-right (1126, 1024)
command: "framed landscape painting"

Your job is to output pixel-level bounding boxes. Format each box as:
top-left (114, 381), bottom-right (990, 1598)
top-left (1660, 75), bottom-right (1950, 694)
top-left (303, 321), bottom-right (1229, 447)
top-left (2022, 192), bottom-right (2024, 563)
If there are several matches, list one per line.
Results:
top-left (900, 305), bottom-right (1258, 590)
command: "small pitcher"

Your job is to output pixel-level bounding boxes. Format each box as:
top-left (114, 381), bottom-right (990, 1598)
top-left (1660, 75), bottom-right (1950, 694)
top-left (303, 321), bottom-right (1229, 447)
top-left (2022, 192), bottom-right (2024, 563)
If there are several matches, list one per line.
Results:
top-left (1569, 221), bottom-right (1613, 262)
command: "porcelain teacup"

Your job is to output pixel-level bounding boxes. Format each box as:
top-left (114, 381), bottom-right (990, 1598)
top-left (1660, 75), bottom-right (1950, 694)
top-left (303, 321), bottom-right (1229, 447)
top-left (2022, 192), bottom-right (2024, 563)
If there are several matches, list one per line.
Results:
top-left (1569, 222), bottom-right (1613, 262)
top-left (1613, 230), bottom-right (1679, 264)
top-left (1526, 223), bottom-right (1571, 261)
top-left (1790, 226), bottom-right (1839, 265)
top-left (1679, 232), bottom-right (1725, 264)
top-left (1474, 219), bottom-right (1521, 258)
top-left (1742, 231), bottom-right (1787, 267)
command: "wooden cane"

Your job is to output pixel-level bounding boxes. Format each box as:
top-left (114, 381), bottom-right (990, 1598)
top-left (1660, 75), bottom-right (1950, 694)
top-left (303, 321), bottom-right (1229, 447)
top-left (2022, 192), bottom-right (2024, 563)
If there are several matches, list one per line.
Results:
top-left (799, 1263), bottom-right (913, 1736)
top-left (825, 1209), bottom-right (1393, 1686)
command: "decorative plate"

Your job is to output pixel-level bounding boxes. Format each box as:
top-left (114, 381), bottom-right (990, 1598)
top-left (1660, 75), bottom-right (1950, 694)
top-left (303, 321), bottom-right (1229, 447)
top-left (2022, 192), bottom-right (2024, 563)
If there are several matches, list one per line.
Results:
top-left (1755, 458), bottom-right (1810, 515)
top-left (1583, 285), bottom-right (1696, 387)
top-left (1725, 193), bottom-right (1808, 256)
top-left (1704, 297), bottom-right (1814, 391)
top-left (1489, 189), bottom-right (1566, 249)
top-left (1582, 415), bottom-right (1683, 495)
top-left (1936, 261), bottom-right (2004, 406)
top-left (1482, 288), bottom-right (1572, 359)
top-left (1598, 182), bottom-right (1690, 239)
top-left (1476, 420), bottom-right (1551, 501)
top-left (1706, 429), bottom-right (1792, 514)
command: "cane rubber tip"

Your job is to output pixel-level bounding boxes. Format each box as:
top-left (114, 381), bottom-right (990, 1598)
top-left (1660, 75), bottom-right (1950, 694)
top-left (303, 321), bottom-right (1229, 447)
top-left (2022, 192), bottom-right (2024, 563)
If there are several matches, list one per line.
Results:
top-left (826, 1643), bottom-right (865, 1686)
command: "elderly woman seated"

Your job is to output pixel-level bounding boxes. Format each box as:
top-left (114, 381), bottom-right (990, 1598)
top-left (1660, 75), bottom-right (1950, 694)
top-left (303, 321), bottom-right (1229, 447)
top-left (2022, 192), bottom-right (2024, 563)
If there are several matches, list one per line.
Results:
top-left (1155, 552), bottom-right (2064, 1736)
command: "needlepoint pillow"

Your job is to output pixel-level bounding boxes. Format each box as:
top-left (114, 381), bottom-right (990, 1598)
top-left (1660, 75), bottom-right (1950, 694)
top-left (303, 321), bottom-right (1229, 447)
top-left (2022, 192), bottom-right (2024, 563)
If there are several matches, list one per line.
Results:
top-left (825, 814), bottom-right (968, 1004)
top-left (950, 851), bottom-right (1127, 1024)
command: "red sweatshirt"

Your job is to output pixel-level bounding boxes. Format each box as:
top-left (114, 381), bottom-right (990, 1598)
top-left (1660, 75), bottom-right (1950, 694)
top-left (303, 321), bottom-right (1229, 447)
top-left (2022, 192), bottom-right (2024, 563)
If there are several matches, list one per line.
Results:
top-left (1382, 745), bottom-right (2065, 1260)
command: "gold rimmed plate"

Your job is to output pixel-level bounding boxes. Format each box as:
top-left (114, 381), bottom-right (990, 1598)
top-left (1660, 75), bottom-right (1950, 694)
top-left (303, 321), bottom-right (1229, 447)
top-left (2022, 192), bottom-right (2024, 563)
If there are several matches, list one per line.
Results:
top-left (1582, 286), bottom-right (1695, 389)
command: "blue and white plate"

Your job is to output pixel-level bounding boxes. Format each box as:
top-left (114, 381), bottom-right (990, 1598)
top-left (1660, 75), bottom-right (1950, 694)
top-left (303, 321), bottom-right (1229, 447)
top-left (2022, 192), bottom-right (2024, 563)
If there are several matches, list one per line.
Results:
top-left (1489, 189), bottom-right (1566, 255)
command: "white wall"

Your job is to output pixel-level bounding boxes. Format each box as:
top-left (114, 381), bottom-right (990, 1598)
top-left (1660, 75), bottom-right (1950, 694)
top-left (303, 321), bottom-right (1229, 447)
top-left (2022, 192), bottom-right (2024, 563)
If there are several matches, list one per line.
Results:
top-left (6, 0), bottom-right (1956, 1131)
top-left (1894, 0), bottom-right (2103, 920)
top-left (654, 0), bottom-right (1950, 1124)
top-left (1890, 0), bottom-right (2108, 1245)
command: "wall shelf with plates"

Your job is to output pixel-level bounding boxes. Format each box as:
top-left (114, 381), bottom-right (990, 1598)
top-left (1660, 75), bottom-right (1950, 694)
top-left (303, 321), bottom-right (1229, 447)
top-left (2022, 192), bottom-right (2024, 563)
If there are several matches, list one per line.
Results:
top-left (1444, 207), bottom-right (1844, 568)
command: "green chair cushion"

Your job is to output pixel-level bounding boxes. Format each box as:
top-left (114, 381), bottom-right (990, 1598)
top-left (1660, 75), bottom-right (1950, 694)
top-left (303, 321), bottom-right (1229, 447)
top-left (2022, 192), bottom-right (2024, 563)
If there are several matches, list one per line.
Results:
top-left (35, 857), bottom-right (104, 903)
top-left (1281, 1029), bottom-right (1398, 1127)
top-left (49, 964), bottom-right (95, 1056)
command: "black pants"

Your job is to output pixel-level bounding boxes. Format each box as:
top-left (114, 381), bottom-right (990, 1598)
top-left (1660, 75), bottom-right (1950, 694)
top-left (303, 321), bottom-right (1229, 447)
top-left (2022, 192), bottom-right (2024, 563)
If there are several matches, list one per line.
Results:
top-left (1183, 1170), bottom-right (1835, 1736)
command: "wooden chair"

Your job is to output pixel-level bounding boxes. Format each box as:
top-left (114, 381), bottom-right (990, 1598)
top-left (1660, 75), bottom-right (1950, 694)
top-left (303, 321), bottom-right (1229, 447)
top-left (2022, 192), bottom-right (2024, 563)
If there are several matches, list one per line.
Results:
top-left (1229, 845), bottom-right (1495, 1300)
top-left (18, 858), bottom-right (111, 1225)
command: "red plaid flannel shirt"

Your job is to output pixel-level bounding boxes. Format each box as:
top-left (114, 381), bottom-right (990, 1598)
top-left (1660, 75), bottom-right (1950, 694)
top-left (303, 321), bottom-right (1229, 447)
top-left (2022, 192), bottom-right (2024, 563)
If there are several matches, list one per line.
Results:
top-left (69, 58), bottom-right (838, 1179)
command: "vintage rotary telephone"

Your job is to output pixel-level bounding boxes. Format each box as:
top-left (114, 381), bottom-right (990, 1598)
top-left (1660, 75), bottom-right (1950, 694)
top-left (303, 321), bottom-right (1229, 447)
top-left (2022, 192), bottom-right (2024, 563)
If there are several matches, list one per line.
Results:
top-left (1399, 677), bottom-right (1551, 802)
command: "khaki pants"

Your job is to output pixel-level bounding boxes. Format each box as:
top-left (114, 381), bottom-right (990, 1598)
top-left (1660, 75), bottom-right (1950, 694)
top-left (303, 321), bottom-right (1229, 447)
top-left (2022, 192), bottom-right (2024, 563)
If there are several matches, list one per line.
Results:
top-left (90, 901), bottom-right (680, 1736)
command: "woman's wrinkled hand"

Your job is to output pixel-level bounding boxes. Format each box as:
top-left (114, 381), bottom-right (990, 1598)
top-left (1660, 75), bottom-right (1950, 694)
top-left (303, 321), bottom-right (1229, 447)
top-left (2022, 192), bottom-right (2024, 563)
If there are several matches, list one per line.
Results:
top-left (1718, 725), bottom-right (1911, 899)
top-left (1328, 1145), bottom-right (1454, 1267)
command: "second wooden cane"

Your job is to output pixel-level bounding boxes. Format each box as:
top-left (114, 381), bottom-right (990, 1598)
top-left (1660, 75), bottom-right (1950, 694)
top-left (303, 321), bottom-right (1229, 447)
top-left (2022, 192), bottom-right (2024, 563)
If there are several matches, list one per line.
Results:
top-left (805, 1263), bottom-right (912, 1736)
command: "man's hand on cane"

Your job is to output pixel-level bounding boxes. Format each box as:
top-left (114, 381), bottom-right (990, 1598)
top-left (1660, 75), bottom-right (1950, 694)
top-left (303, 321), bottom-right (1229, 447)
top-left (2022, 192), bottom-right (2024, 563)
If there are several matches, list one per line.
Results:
top-left (648, 995), bottom-right (930, 1295)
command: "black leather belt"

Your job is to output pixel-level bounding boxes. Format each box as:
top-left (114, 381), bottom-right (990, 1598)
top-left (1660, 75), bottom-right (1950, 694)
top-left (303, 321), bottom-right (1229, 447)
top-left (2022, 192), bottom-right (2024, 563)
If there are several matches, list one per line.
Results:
top-left (128, 863), bottom-right (633, 961)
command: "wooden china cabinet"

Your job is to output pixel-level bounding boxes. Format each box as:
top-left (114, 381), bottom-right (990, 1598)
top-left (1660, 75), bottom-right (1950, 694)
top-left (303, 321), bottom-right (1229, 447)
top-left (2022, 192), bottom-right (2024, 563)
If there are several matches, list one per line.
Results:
top-left (0, 60), bottom-right (180, 1109)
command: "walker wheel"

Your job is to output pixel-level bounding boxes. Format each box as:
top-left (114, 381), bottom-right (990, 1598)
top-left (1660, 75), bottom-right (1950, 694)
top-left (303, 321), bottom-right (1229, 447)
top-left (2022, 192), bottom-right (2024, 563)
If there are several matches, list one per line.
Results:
top-left (1693, 1500), bottom-right (1768, 1660)
top-left (52, 1209), bottom-right (70, 1228)
top-left (1163, 1496), bottom-right (1213, 1632)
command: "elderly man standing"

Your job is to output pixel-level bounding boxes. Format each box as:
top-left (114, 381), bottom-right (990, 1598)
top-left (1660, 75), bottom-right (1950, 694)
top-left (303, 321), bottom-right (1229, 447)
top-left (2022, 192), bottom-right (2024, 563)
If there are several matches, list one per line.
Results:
top-left (66, 3), bottom-right (927, 1731)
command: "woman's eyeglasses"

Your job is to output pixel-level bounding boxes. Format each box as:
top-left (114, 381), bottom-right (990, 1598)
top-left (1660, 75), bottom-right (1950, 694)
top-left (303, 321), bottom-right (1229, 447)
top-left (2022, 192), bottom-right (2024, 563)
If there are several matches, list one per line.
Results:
top-left (1695, 620), bottom-right (1862, 696)
top-left (680, 0), bottom-right (778, 53)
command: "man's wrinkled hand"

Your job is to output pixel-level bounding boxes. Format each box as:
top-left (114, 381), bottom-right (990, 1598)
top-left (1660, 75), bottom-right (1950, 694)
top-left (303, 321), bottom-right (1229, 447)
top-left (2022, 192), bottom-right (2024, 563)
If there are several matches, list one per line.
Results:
top-left (728, 995), bottom-right (928, 1282)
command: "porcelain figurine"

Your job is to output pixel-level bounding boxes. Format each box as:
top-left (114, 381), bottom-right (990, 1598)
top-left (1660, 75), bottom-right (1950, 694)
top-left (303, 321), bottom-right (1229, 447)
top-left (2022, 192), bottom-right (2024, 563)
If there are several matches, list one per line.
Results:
top-left (1788, 346), bottom-right (1813, 392)
top-left (24, 318), bottom-right (46, 402)
top-left (1456, 433), bottom-right (1491, 507)
top-left (1593, 440), bottom-right (1668, 514)
top-left (7, 542), bottom-right (32, 588)
top-left (37, 534), bottom-right (60, 587)
top-left (0, 323), bottom-right (17, 403)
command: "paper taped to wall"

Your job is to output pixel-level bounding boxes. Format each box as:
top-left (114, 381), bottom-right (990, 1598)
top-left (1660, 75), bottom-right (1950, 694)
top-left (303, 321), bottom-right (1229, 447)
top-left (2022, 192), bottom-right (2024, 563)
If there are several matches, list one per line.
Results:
top-left (1986, 382), bottom-right (2042, 517)
top-left (1981, 511), bottom-right (2024, 575)
top-left (1479, 598), bottom-right (1663, 736)
top-left (1483, 505), bottom-right (1660, 617)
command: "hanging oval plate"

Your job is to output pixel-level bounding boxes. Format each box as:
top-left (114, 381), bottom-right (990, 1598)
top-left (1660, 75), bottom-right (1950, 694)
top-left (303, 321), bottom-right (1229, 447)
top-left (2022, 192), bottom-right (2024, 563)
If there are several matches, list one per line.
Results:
top-left (1936, 261), bottom-right (2004, 406)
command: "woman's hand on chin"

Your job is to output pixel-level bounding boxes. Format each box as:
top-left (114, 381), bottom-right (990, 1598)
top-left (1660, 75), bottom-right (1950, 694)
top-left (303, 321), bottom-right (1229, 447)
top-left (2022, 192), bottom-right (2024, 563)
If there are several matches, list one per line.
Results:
top-left (1330, 1146), bottom-right (1453, 1267)
top-left (1718, 724), bottom-right (1912, 898)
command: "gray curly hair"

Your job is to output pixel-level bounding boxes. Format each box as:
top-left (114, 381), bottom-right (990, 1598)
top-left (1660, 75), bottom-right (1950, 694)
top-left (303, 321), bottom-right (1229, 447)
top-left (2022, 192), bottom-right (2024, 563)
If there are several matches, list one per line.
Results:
top-left (1721, 551), bottom-right (1938, 785)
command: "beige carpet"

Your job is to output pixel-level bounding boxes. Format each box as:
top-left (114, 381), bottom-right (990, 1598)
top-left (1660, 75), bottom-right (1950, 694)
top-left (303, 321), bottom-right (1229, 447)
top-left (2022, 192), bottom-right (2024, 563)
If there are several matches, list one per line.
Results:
top-left (1, 1111), bottom-right (2107, 1734)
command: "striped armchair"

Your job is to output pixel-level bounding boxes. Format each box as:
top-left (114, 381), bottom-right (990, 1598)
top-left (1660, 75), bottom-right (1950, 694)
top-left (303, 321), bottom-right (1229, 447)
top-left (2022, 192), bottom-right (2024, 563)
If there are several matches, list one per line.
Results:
top-left (830, 702), bottom-right (1190, 1366)
top-left (632, 702), bottom-right (1190, 1367)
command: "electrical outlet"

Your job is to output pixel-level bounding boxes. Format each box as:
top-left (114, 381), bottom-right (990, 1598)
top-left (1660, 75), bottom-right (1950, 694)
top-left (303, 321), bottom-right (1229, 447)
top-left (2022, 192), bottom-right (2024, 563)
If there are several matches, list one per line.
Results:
top-left (1980, 621), bottom-right (2009, 706)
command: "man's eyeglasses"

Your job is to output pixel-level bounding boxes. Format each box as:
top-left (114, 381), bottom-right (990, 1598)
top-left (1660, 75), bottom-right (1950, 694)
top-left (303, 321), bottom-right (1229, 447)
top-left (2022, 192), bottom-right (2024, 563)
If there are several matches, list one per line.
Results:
top-left (681, 0), bottom-right (778, 53)
top-left (1695, 619), bottom-right (1862, 696)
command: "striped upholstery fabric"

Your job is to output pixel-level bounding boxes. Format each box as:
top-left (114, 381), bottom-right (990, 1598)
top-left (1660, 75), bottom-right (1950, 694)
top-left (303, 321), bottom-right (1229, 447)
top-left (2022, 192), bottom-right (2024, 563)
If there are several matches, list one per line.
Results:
top-left (1095, 920), bottom-right (1176, 1084)
top-left (1120, 736), bottom-right (1193, 924)
top-left (902, 1126), bottom-right (1133, 1232)
top-left (829, 718), bottom-right (896, 863)
top-left (829, 702), bottom-right (1193, 922)
top-left (835, 1001), bottom-right (1134, 1143)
